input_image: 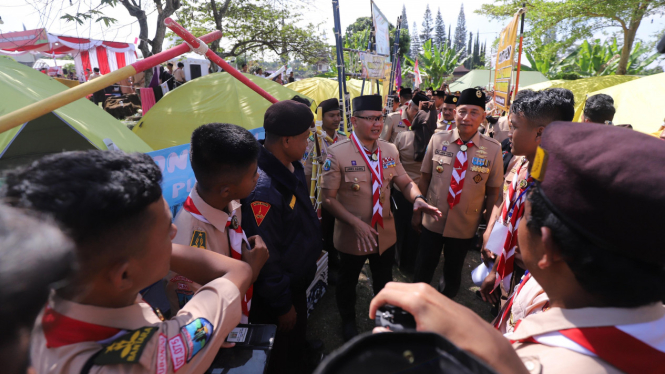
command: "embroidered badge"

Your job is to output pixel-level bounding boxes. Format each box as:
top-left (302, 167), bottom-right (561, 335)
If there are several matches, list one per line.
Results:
top-left (442, 146), bottom-right (447, 151)
top-left (323, 159), bottom-right (331, 171)
top-left (443, 141), bottom-right (450, 146)
top-left (156, 334), bottom-right (168, 374)
top-left (93, 327), bottom-right (158, 365)
top-left (189, 230), bottom-right (207, 249)
top-left (382, 157), bottom-right (396, 169)
top-left (351, 160), bottom-right (357, 166)
top-left (168, 335), bottom-right (186, 372)
top-left (251, 201), bottom-right (271, 227)
top-left (302, 152), bottom-right (309, 161)
top-left (473, 174), bottom-right (483, 184)
top-left (181, 318), bottom-right (214, 362)
top-left (345, 166), bottom-right (366, 172)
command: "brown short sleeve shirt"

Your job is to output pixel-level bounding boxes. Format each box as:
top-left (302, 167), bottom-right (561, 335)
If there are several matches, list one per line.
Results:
top-left (380, 109), bottom-right (411, 143)
top-left (420, 129), bottom-right (503, 238)
top-left (303, 131), bottom-right (348, 182)
top-left (321, 139), bottom-right (406, 255)
top-left (393, 130), bottom-right (423, 190)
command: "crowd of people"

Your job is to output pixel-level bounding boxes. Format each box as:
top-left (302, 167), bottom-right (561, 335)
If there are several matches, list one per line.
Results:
top-left (1, 72), bottom-right (664, 374)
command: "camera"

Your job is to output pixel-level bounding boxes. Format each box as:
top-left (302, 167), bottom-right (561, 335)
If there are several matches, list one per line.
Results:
top-left (375, 305), bottom-right (416, 331)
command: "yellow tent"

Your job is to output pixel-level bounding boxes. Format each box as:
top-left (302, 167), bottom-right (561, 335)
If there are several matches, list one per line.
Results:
top-left (133, 72), bottom-right (316, 150)
top-left (285, 77), bottom-right (384, 111)
top-left (520, 75), bottom-right (640, 122)
top-left (584, 73), bottom-right (665, 134)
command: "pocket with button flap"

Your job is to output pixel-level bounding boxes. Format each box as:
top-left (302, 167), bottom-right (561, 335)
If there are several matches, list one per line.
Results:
top-left (344, 173), bottom-right (367, 193)
top-left (432, 155), bottom-right (453, 176)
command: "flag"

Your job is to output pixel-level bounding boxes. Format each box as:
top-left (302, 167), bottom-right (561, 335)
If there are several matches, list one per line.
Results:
top-left (134, 37), bottom-right (139, 44)
top-left (413, 59), bottom-right (422, 88)
top-left (395, 58), bottom-right (402, 91)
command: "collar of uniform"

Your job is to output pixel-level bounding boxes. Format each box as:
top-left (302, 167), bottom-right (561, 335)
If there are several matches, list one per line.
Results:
top-left (190, 184), bottom-right (241, 233)
top-left (47, 289), bottom-right (162, 331)
top-left (508, 302), bottom-right (665, 341)
top-left (451, 128), bottom-right (481, 144)
top-left (258, 144), bottom-right (301, 192)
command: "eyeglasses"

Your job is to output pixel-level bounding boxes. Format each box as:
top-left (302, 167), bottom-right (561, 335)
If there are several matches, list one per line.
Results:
top-left (354, 115), bottom-right (384, 123)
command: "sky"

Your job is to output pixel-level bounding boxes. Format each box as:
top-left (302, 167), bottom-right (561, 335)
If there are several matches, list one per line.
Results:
top-left (1, 0), bottom-right (664, 61)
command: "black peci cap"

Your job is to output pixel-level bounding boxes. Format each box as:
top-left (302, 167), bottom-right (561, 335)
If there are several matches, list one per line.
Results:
top-left (264, 100), bottom-right (314, 136)
top-left (457, 88), bottom-right (486, 109)
top-left (444, 95), bottom-right (459, 105)
top-left (432, 90), bottom-right (446, 98)
top-left (411, 91), bottom-right (430, 106)
top-left (399, 88), bottom-right (413, 97)
top-left (318, 98), bottom-right (340, 115)
top-left (352, 95), bottom-right (383, 112)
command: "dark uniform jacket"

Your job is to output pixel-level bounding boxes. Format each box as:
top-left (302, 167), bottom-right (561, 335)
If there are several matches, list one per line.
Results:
top-left (241, 144), bottom-right (322, 316)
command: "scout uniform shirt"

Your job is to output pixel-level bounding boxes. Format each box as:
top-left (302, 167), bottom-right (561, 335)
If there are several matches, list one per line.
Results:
top-left (508, 302), bottom-right (665, 374)
top-left (494, 273), bottom-right (549, 334)
top-left (420, 129), bottom-right (503, 239)
top-left (380, 109), bottom-right (412, 143)
top-left (436, 110), bottom-right (456, 133)
top-left (303, 130), bottom-right (348, 182)
top-left (168, 185), bottom-right (251, 321)
top-left (393, 130), bottom-right (423, 191)
top-left (321, 138), bottom-right (407, 255)
top-left (31, 279), bottom-right (241, 374)
top-left (492, 115), bottom-right (511, 144)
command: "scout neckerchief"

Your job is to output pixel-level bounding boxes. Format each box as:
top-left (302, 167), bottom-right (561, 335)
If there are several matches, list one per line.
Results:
top-left (495, 159), bottom-right (533, 291)
top-left (42, 306), bottom-right (125, 348)
top-left (447, 137), bottom-right (474, 209)
top-left (493, 271), bottom-right (531, 330)
top-left (350, 131), bottom-right (383, 228)
top-left (510, 311), bottom-right (665, 374)
top-left (400, 109), bottom-right (412, 130)
top-left (225, 210), bottom-right (253, 323)
top-left (184, 194), bottom-right (252, 323)
top-left (441, 120), bottom-right (455, 131)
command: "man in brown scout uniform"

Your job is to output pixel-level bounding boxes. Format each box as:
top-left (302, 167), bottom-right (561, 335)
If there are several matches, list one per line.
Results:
top-left (380, 91), bottom-right (427, 143)
top-left (398, 87), bottom-right (413, 108)
top-left (321, 95), bottom-right (441, 341)
top-left (436, 94), bottom-right (458, 133)
top-left (413, 88), bottom-right (503, 298)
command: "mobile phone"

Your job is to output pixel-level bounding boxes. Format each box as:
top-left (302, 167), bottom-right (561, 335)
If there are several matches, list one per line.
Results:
top-left (206, 324), bottom-right (277, 374)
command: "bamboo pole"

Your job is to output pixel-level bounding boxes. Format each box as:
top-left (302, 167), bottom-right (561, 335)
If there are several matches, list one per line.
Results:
top-left (310, 108), bottom-right (323, 206)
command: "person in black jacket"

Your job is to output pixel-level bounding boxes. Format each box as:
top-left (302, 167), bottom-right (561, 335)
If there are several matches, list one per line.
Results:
top-left (241, 100), bottom-right (322, 374)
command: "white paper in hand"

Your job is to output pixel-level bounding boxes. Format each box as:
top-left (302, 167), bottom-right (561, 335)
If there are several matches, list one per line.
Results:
top-left (471, 262), bottom-right (493, 286)
top-left (486, 220), bottom-right (509, 256)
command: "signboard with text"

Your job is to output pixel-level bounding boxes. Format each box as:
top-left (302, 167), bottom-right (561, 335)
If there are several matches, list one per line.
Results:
top-left (493, 10), bottom-right (524, 112)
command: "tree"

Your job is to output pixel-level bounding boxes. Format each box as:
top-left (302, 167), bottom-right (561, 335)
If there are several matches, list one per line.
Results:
top-left (403, 39), bottom-right (470, 88)
top-left (401, 5), bottom-right (409, 30)
top-left (448, 25), bottom-right (452, 47)
top-left (411, 22), bottom-right (421, 59)
top-left (478, 0), bottom-right (665, 75)
top-left (465, 31), bottom-right (473, 68)
top-left (434, 8), bottom-right (446, 49)
top-left (473, 31), bottom-right (481, 68)
top-left (421, 5), bottom-right (434, 45)
top-left (344, 17), bottom-right (411, 58)
top-left (453, 4), bottom-right (467, 55)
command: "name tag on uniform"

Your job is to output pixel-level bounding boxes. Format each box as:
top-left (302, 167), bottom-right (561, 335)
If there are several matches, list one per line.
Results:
top-left (435, 150), bottom-right (454, 157)
top-left (345, 166), bottom-right (366, 172)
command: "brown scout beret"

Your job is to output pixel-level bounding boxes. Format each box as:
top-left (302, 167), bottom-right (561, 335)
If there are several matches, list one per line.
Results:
top-left (264, 100), bottom-right (314, 136)
top-left (535, 122), bottom-right (665, 266)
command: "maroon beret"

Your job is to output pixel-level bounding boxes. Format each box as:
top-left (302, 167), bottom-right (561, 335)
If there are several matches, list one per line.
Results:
top-left (537, 122), bottom-right (665, 266)
top-left (264, 100), bottom-right (314, 136)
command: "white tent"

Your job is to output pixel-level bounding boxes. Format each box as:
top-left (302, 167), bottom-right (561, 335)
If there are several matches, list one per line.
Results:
top-left (169, 53), bottom-right (210, 81)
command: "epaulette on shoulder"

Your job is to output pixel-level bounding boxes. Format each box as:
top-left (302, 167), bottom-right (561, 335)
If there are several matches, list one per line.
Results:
top-left (328, 138), bottom-right (350, 150)
top-left (480, 132), bottom-right (501, 147)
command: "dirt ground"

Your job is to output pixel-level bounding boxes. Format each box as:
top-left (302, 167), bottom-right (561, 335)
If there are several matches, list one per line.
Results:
top-left (306, 247), bottom-right (495, 355)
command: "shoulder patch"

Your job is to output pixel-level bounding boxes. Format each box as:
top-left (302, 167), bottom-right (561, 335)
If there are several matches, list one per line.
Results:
top-left (93, 326), bottom-right (158, 365)
top-left (323, 159), bottom-right (331, 171)
top-left (156, 334), bottom-right (168, 374)
top-left (168, 334), bottom-right (186, 372)
top-left (181, 318), bottom-right (214, 362)
top-left (190, 230), bottom-right (207, 249)
top-left (251, 201), bottom-right (271, 226)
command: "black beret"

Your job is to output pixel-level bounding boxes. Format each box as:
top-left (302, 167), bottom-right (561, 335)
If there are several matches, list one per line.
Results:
top-left (536, 122), bottom-right (665, 267)
top-left (318, 98), bottom-right (339, 115)
top-left (264, 100), bottom-right (314, 136)
top-left (291, 95), bottom-right (311, 106)
top-left (399, 88), bottom-right (412, 97)
top-left (411, 91), bottom-right (430, 106)
top-left (457, 88), bottom-right (485, 109)
top-left (352, 95), bottom-right (383, 112)
top-left (314, 332), bottom-right (496, 374)
top-left (444, 95), bottom-right (459, 105)
top-left (432, 90), bottom-right (446, 98)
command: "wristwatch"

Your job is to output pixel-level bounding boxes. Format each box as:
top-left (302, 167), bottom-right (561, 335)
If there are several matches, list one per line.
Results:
top-left (414, 194), bottom-right (428, 203)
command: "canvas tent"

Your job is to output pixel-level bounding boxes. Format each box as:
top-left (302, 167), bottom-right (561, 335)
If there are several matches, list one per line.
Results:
top-left (448, 70), bottom-right (549, 92)
top-left (285, 77), bottom-right (384, 111)
top-left (133, 72), bottom-right (316, 150)
top-left (168, 53), bottom-right (210, 81)
top-left (0, 56), bottom-right (152, 169)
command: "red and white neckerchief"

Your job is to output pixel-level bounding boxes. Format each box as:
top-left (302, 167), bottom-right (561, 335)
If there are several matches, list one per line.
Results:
top-left (350, 132), bottom-right (384, 228)
top-left (495, 160), bottom-right (533, 291)
top-left (225, 210), bottom-right (252, 324)
top-left (441, 120), bottom-right (455, 131)
top-left (447, 138), bottom-right (474, 209)
top-left (493, 272), bottom-right (531, 329)
top-left (510, 312), bottom-right (665, 374)
top-left (184, 194), bottom-right (252, 323)
top-left (400, 110), bottom-right (412, 130)
top-left (42, 306), bottom-right (126, 348)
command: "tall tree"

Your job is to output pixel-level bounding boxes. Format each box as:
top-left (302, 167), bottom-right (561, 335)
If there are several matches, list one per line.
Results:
top-left (344, 17), bottom-right (411, 58)
top-left (453, 4), bottom-right (467, 55)
top-left (473, 30), bottom-right (480, 68)
top-left (434, 8), bottom-right (446, 49)
top-left (478, 0), bottom-right (665, 75)
top-left (401, 4), bottom-right (409, 30)
top-left (410, 21), bottom-right (421, 59)
top-left (421, 5), bottom-right (434, 44)
top-left (465, 31), bottom-right (473, 68)
top-left (448, 25), bottom-right (452, 47)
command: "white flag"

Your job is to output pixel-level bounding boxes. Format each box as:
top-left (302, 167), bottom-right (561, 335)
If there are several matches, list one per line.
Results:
top-left (413, 59), bottom-right (422, 88)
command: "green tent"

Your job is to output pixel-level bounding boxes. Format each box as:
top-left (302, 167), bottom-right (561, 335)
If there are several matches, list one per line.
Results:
top-left (0, 56), bottom-right (152, 169)
top-left (133, 72), bottom-right (316, 150)
top-left (448, 70), bottom-right (549, 92)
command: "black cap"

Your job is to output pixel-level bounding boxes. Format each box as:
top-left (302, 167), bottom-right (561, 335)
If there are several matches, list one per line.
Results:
top-left (352, 95), bottom-right (383, 112)
top-left (432, 90), bottom-right (446, 98)
top-left (264, 100), bottom-right (314, 136)
top-left (291, 95), bottom-right (311, 106)
top-left (444, 95), bottom-right (459, 105)
top-left (399, 88), bottom-right (413, 97)
top-left (318, 98), bottom-right (339, 115)
top-left (314, 332), bottom-right (498, 374)
top-left (536, 122), bottom-right (665, 267)
top-left (411, 91), bottom-right (430, 106)
top-left (458, 88), bottom-right (486, 109)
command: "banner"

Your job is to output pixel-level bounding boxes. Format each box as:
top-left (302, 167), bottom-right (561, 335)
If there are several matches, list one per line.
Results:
top-left (147, 144), bottom-right (195, 216)
top-left (413, 59), bottom-right (422, 88)
top-left (371, 1), bottom-right (390, 56)
top-left (493, 9), bottom-right (524, 111)
top-left (360, 52), bottom-right (389, 79)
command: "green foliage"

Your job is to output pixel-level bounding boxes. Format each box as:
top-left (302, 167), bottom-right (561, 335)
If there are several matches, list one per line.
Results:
top-left (345, 17), bottom-right (411, 59)
top-left (403, 39), bottom-right (469, 88)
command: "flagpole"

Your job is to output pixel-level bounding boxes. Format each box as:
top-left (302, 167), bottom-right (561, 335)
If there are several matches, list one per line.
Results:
top-left (513, 5), bottom-right (526, 100)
